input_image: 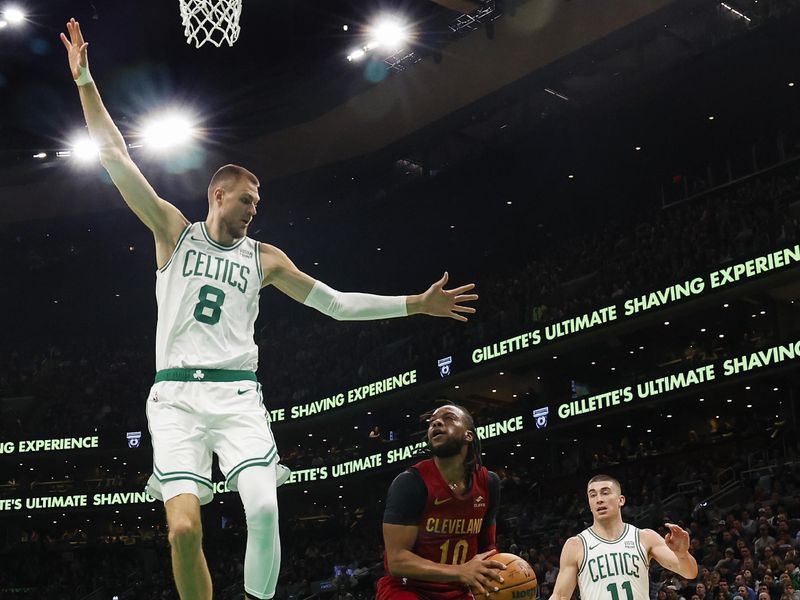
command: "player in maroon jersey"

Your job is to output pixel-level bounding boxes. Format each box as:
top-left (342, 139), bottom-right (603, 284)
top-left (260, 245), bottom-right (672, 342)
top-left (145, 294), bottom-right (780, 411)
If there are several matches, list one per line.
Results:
top-left (378, 404), bottom-right (506, 599)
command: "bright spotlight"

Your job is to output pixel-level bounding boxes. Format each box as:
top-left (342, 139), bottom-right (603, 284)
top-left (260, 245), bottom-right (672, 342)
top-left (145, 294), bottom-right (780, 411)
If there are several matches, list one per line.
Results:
top-left (0, 20), bottom-right (7, 29)
top-left (347, 48), bottom-right (365, 62)
top-left (141, 112), bottom-right (195, 151)
top-left (71, 136), bottom-right (99, 162)
top-left (4, 6), bottom-right (25, 25)
top-left (370, 18), bottom-right (408, 50)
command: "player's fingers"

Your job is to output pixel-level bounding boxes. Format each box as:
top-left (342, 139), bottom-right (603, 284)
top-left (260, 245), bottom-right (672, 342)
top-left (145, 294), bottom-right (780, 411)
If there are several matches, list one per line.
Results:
top-left (450, 313), bottom-right (469, 322)
top-left (455, 293), bottom-right (479, 302)
top-left (449, 283), bottom-right (476, 295)
top-left (452, 306), bottom-right (476, 314)
top-left (483, 567), bottom-right (506, 582)
top-left (75, 20), bottom-right (85, 44)
top-left (477, 549), bottom-right (498, 560)
top-left (59, 32), bottom-right (72, 51)
top-left (478, 573), bottom-right (500, 593)
top-left (484, 560), bottom-right (507, 571)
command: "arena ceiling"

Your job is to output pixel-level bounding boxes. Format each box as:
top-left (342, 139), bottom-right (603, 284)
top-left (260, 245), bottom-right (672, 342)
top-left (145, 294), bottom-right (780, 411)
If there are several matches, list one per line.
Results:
top-left (0, 0), bottom-right (792, 221)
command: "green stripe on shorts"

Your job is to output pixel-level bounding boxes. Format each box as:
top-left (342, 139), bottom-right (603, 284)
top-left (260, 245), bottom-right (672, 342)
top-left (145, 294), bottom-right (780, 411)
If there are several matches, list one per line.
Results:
top-left (154, 368), bottom-right (257, 383)
top-left (226, 446), bottom-right (278, 484)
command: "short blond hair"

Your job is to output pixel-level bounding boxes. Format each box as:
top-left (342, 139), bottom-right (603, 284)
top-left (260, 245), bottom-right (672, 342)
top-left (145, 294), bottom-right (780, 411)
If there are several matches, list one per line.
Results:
top-left (587, 474), bottom-right (622, 494)
top-left (208, 164), bottom-right (259, 197)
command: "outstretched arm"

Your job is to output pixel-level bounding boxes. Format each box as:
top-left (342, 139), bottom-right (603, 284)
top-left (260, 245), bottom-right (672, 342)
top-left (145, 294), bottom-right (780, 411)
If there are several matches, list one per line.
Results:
top-left (60, 18), bottom-right (187, 264)
top-left (260, 243), bottom-right (478, 321)
top-left (642, 525), bottom-right (698, 579)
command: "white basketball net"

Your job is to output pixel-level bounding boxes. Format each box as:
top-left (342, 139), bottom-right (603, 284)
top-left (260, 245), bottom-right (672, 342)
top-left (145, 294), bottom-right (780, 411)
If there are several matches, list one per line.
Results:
top-left (179, 0), bottom-right (242, 48)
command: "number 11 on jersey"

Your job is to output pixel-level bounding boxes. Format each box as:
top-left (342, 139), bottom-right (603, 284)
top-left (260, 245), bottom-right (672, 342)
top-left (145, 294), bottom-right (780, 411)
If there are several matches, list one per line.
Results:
top-left (607, 581), bottom-right (633, 600)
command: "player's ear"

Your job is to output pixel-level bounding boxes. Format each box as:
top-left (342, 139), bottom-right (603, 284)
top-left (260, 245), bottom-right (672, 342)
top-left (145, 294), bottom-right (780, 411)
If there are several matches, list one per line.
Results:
top-left (618, 494), bottom-right (626, 507)
top-left (464, 430), bottom-right (474, 443)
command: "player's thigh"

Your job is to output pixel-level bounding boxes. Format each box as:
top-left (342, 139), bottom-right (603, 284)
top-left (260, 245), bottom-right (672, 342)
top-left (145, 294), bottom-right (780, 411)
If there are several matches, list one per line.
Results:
top-left (146, 382), bottom-right (215, 501)
top-left (210, 383), bottom-right (278, 488)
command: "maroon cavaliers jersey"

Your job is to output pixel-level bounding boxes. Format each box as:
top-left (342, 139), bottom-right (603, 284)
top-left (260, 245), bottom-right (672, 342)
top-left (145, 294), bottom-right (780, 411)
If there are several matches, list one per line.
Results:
top-left (380, 458), bottom-right (494, 597)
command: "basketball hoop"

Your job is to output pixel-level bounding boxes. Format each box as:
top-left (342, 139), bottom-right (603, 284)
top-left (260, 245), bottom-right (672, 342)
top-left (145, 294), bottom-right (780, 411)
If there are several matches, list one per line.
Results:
top-left (179, 0), bottom-right (242, 48)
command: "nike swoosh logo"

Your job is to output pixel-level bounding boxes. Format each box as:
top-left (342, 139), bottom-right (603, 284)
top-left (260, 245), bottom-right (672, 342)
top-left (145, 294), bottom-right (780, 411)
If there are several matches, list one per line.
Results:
top-left (190, 236), bottom-right (203, 241)
top-left (237, 389), bottom-right (249, 395)
top-left (434, 498), bottom-right (452, 505)
top-left (589, 543), bottom-right (600, 550)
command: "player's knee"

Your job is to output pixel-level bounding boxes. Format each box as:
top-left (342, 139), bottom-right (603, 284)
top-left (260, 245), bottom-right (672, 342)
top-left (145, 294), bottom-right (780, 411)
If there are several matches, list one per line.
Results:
top-left (167, 516), bottom-right (203, 552)
top-left (245, 495), bottom-right (279, 532)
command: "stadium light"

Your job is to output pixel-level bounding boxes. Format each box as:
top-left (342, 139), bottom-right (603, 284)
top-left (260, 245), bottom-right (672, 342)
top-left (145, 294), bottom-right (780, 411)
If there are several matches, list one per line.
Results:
top-left (141, 112), bottom-right (196, 151)
top-left (347, 15), bottom-right (410, 63)
top-left (347, 48), bottom-right (365, 62)
top-left (0, 20), bottom-right (7, 29)
top-left (71, 135), bottom-right (99, 162)
top-left (3, 6), bottom-right (24, 25)
top-left (370, 17), bottom-right (408, 50)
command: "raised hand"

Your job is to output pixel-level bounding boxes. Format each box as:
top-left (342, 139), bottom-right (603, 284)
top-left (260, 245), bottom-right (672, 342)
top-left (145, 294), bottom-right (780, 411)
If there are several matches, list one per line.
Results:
top-left (59, 18), bottom-right (88, 81)
top-left (418, 272), bottom-right (478, 322)
top-left (664, 523), bottom-right (690, 555)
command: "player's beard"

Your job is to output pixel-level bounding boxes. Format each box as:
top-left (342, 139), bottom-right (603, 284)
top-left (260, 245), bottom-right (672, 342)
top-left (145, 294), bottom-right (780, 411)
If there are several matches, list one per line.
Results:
top-left (430, 435), bottom-right (466, 458)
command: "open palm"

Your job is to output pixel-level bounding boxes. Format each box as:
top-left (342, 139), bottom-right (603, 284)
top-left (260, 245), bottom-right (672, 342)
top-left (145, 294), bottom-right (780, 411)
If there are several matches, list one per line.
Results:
top-left (59, 18), bottom-right (89, 80)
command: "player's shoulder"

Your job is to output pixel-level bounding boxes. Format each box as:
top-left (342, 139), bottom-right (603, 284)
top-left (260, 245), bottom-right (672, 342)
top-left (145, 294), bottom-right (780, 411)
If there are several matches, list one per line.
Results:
top-left (257, 242), bottom-right (291, 268)
top-left (387, 468), bottom-right (427, 500)
top-left (560, 535), bottom-right (585, 563)
top-left (636, 527), bottom-right (660, 546)
top-left (390, 468), bottom-right (426, 488)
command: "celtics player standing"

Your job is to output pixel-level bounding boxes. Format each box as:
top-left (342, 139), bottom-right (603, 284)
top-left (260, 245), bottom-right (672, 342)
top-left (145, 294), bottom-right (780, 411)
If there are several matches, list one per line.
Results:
top-left (61, 18), bottom-right (478, 600)
top-left (551, 475), bottom-right (697, 600)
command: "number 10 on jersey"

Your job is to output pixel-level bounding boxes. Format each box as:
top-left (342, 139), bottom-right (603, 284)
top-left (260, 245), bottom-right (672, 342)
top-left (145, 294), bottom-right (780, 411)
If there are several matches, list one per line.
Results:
top-left (439, 539), bottom-right (469, 565)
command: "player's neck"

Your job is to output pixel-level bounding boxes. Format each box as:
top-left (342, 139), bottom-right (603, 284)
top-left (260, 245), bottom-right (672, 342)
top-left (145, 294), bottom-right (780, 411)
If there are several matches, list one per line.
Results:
top-left (204, 216), bottom-right (237, 246)
top-left (433, 454), bottom-right (467, 486)
top-left (591, 518), bottom-right (626, 540)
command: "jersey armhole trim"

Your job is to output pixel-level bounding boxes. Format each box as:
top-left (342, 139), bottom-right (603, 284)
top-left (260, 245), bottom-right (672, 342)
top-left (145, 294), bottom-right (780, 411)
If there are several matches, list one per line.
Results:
top-left (635, 528), bottom-right (649, 566)
top-left (578, 534), bottom-right (588, 575)
top-left (158, 224), bottom-right (193, 273)
top-left (255, 241), bottom-right (264, 284)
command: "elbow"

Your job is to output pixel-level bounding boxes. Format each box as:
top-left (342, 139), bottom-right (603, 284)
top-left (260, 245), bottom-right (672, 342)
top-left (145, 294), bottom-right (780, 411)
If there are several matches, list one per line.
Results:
top-left (386, 555), bottom-right (404, 578)
top-left (98, 146), bottom-right (129, 168)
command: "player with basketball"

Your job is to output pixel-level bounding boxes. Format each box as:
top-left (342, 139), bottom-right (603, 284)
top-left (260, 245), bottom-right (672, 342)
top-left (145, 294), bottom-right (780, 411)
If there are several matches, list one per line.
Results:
top-left (379, 404), bottom-right (506, 599)
top-left (60, 18), bottom-right (478, 600)
top-left (551, 475), bottom-right (698, 600)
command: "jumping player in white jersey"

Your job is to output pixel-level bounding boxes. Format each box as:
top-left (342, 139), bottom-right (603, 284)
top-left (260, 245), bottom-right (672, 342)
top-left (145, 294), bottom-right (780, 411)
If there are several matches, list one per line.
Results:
top-left (61, 19), bottom-right (479, 600)
top-left (551, 475), bottom-right (698, 600)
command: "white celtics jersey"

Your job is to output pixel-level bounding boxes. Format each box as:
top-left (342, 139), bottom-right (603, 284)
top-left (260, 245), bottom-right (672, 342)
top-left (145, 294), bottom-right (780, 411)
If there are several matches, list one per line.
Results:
top-left (577, 524), bottom-right (650, 600)
top-left (155, 222), bottom-right (262, 371)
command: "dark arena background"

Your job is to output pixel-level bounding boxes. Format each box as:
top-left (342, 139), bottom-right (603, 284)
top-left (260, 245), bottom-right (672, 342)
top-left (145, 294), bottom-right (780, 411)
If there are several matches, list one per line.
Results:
top-left (2, 0), bottom-right (800, 598)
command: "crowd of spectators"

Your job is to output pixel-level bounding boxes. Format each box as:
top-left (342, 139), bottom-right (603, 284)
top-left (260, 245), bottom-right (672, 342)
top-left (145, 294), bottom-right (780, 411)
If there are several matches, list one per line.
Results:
top-left (0, 143), bottom-right (798, 443)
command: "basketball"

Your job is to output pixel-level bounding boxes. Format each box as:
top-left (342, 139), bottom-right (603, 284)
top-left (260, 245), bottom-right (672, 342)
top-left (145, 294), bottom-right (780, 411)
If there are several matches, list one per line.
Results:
top-left (473, 552), bottom-right (538, 600)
